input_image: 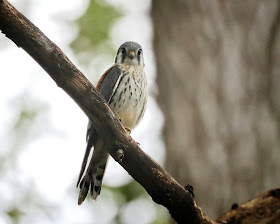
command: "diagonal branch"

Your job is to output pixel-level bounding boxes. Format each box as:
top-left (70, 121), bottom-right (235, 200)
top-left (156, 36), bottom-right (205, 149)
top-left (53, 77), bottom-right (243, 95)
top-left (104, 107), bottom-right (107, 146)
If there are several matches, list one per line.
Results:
top-left (0, 0), bottom-right (213, 223)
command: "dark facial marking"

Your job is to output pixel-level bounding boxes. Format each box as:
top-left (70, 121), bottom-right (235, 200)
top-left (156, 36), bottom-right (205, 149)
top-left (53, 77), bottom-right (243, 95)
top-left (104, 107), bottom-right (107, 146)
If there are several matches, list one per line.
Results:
top-left (121, 48), bottom-right (126, 54)
top-left (115, 42), bottom-right (143, 63)
top-left (121, 50), bottom-right (126, 63)
top-left (137, 49), bottom-right (142, 65)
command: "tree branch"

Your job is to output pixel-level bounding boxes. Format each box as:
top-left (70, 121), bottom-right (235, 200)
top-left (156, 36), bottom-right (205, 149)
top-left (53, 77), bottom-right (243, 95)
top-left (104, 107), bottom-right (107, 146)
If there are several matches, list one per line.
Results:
top-left (216, 188), bottom-right (280, 224)
top-left (0, 0), bottom-right (213, 223)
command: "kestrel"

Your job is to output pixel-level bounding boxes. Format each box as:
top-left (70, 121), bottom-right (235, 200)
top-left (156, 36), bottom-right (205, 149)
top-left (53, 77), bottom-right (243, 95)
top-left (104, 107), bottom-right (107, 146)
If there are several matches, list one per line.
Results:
top-left (77, 41), bottom-right (147, 205)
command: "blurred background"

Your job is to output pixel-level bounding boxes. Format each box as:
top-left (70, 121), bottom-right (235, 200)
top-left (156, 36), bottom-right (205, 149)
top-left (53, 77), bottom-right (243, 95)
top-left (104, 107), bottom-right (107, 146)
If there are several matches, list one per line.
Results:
top-left (1, 0), bottom-right (280, 223)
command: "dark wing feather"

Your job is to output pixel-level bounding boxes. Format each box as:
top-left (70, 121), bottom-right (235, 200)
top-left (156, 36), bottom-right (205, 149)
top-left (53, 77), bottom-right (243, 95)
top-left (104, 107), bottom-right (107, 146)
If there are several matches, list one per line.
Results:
top-left (76, 133), bottom-right (93, 187)
top-left (97, 64), bottom-right (123, 102)
top-left (85, 64), bottom-right (122, 141)
top-left (77, 64), bottom-right (122, 187)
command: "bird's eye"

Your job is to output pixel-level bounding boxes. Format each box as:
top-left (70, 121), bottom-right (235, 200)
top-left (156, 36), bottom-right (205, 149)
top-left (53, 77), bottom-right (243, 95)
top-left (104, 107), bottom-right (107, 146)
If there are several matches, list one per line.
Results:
top-left (138, 49), bottom-right (142, 56)
top-left (121, 48), bottom-right (126, 54)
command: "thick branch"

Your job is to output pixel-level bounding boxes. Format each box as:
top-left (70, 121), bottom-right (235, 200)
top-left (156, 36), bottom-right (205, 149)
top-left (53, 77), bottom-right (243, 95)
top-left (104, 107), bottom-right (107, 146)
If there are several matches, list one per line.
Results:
top-left (0, 0), bottom-right (213, 223)
top-left (216, 188), bottom-right (280, 224)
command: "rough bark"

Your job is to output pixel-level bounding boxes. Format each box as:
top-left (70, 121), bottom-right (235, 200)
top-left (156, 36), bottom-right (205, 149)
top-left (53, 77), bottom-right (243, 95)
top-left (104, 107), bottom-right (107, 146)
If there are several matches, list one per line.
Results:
top-left (0, 0), bottom-right (213, 223)
top-left (152, 0), bottom-right (280, 218)
top-left (216, 188), bottom-right (280, 224)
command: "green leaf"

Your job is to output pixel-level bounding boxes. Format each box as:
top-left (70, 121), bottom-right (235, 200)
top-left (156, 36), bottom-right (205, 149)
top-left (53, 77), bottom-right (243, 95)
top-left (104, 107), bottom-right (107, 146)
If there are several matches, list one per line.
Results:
top-left (71, 0), bottom-right (120, 53)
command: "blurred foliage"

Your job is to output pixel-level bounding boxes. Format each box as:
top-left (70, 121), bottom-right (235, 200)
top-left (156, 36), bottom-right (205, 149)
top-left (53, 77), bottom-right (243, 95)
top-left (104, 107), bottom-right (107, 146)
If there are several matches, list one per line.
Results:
top-left (0, 101), bottom-right (43, 171)
top-left (13, 108), bottom-right (37, 131)
top-left (105, 182), bottom-right (170, 224)
top-left (7, 208), bottom-right (23, 224)
top-left (151, 216), bottom-right (171, 224)
top-left (108, 182), bottom-right (146, 223)
top-left (71, 0), bottom-right (120, 54)
top-left (109, 180), bottom-right (146, 203)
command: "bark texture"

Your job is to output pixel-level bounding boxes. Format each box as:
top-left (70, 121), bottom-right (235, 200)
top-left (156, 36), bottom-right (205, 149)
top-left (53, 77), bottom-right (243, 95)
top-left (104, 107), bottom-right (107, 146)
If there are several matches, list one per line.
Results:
top-left (217, 188), bottom-right (280, 224)
top-left (152, 0), bottom-right (280, 218)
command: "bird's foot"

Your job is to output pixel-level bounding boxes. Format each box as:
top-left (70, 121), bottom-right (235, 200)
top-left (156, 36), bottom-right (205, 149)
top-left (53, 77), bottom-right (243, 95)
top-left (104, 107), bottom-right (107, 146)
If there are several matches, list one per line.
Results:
top-left (124, 126), bottom-right (131, 134)
top-left (123, 126), bottom-right (140, 145)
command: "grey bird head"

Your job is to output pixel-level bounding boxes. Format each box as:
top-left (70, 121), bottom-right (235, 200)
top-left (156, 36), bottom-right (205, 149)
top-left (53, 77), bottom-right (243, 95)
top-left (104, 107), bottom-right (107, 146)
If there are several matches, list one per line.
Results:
top-left (115, 41), bottom-right (144, 66)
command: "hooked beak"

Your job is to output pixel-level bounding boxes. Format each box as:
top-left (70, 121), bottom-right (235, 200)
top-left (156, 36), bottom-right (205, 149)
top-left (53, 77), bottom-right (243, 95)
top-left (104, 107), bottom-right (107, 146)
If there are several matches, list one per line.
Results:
top-left (128, 51), bottom-right (136, 59)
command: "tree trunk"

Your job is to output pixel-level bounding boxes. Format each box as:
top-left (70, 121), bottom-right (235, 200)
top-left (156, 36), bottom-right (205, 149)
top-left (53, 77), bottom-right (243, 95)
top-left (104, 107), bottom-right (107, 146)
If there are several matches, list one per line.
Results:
top-left (152, 0), bottom-right (280, 218)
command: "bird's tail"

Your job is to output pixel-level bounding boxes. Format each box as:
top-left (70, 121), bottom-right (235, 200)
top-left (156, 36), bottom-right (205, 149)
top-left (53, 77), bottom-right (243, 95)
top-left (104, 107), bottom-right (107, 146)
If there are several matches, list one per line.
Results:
top-left (77, 139), bottom-right (109, 205)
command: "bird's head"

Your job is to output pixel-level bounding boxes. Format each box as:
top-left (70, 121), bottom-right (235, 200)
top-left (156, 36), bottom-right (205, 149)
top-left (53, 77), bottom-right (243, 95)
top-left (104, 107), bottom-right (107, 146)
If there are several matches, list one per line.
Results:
top-left (115, 41), bottom-right (144, 66)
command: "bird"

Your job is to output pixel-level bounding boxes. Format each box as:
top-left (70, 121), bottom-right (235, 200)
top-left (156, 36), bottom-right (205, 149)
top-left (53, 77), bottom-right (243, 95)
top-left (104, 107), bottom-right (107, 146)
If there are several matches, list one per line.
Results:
top-left (76, 41), bottom-right (147, 205)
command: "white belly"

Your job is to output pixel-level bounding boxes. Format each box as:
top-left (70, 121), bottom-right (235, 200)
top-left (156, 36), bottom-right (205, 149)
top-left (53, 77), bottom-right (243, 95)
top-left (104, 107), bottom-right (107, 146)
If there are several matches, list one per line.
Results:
top-left (109, 66), bottom-right (147, 129)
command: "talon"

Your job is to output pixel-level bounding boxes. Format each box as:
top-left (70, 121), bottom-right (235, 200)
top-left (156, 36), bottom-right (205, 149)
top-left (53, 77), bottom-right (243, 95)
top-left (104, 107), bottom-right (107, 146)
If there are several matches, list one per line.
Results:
top-left (124, 126), bottom-right (131, 134)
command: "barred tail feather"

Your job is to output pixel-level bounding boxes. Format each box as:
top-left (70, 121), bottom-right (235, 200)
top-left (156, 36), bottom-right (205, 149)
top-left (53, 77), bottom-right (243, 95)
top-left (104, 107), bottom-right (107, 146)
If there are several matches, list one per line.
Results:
top-left (90, 160), bottom-right (107, 200)
top-left (77, 139), bottom-right (108, 205)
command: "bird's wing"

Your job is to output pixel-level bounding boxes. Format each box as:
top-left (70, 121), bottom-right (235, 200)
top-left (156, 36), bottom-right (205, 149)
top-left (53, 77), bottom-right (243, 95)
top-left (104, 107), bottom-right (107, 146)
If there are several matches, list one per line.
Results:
top-left (86, 64), bottom-right (123, 141)
top-left (77, 64), bottom-right (123, 188)
top-left (96, 64), bottom-right (124, 102)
